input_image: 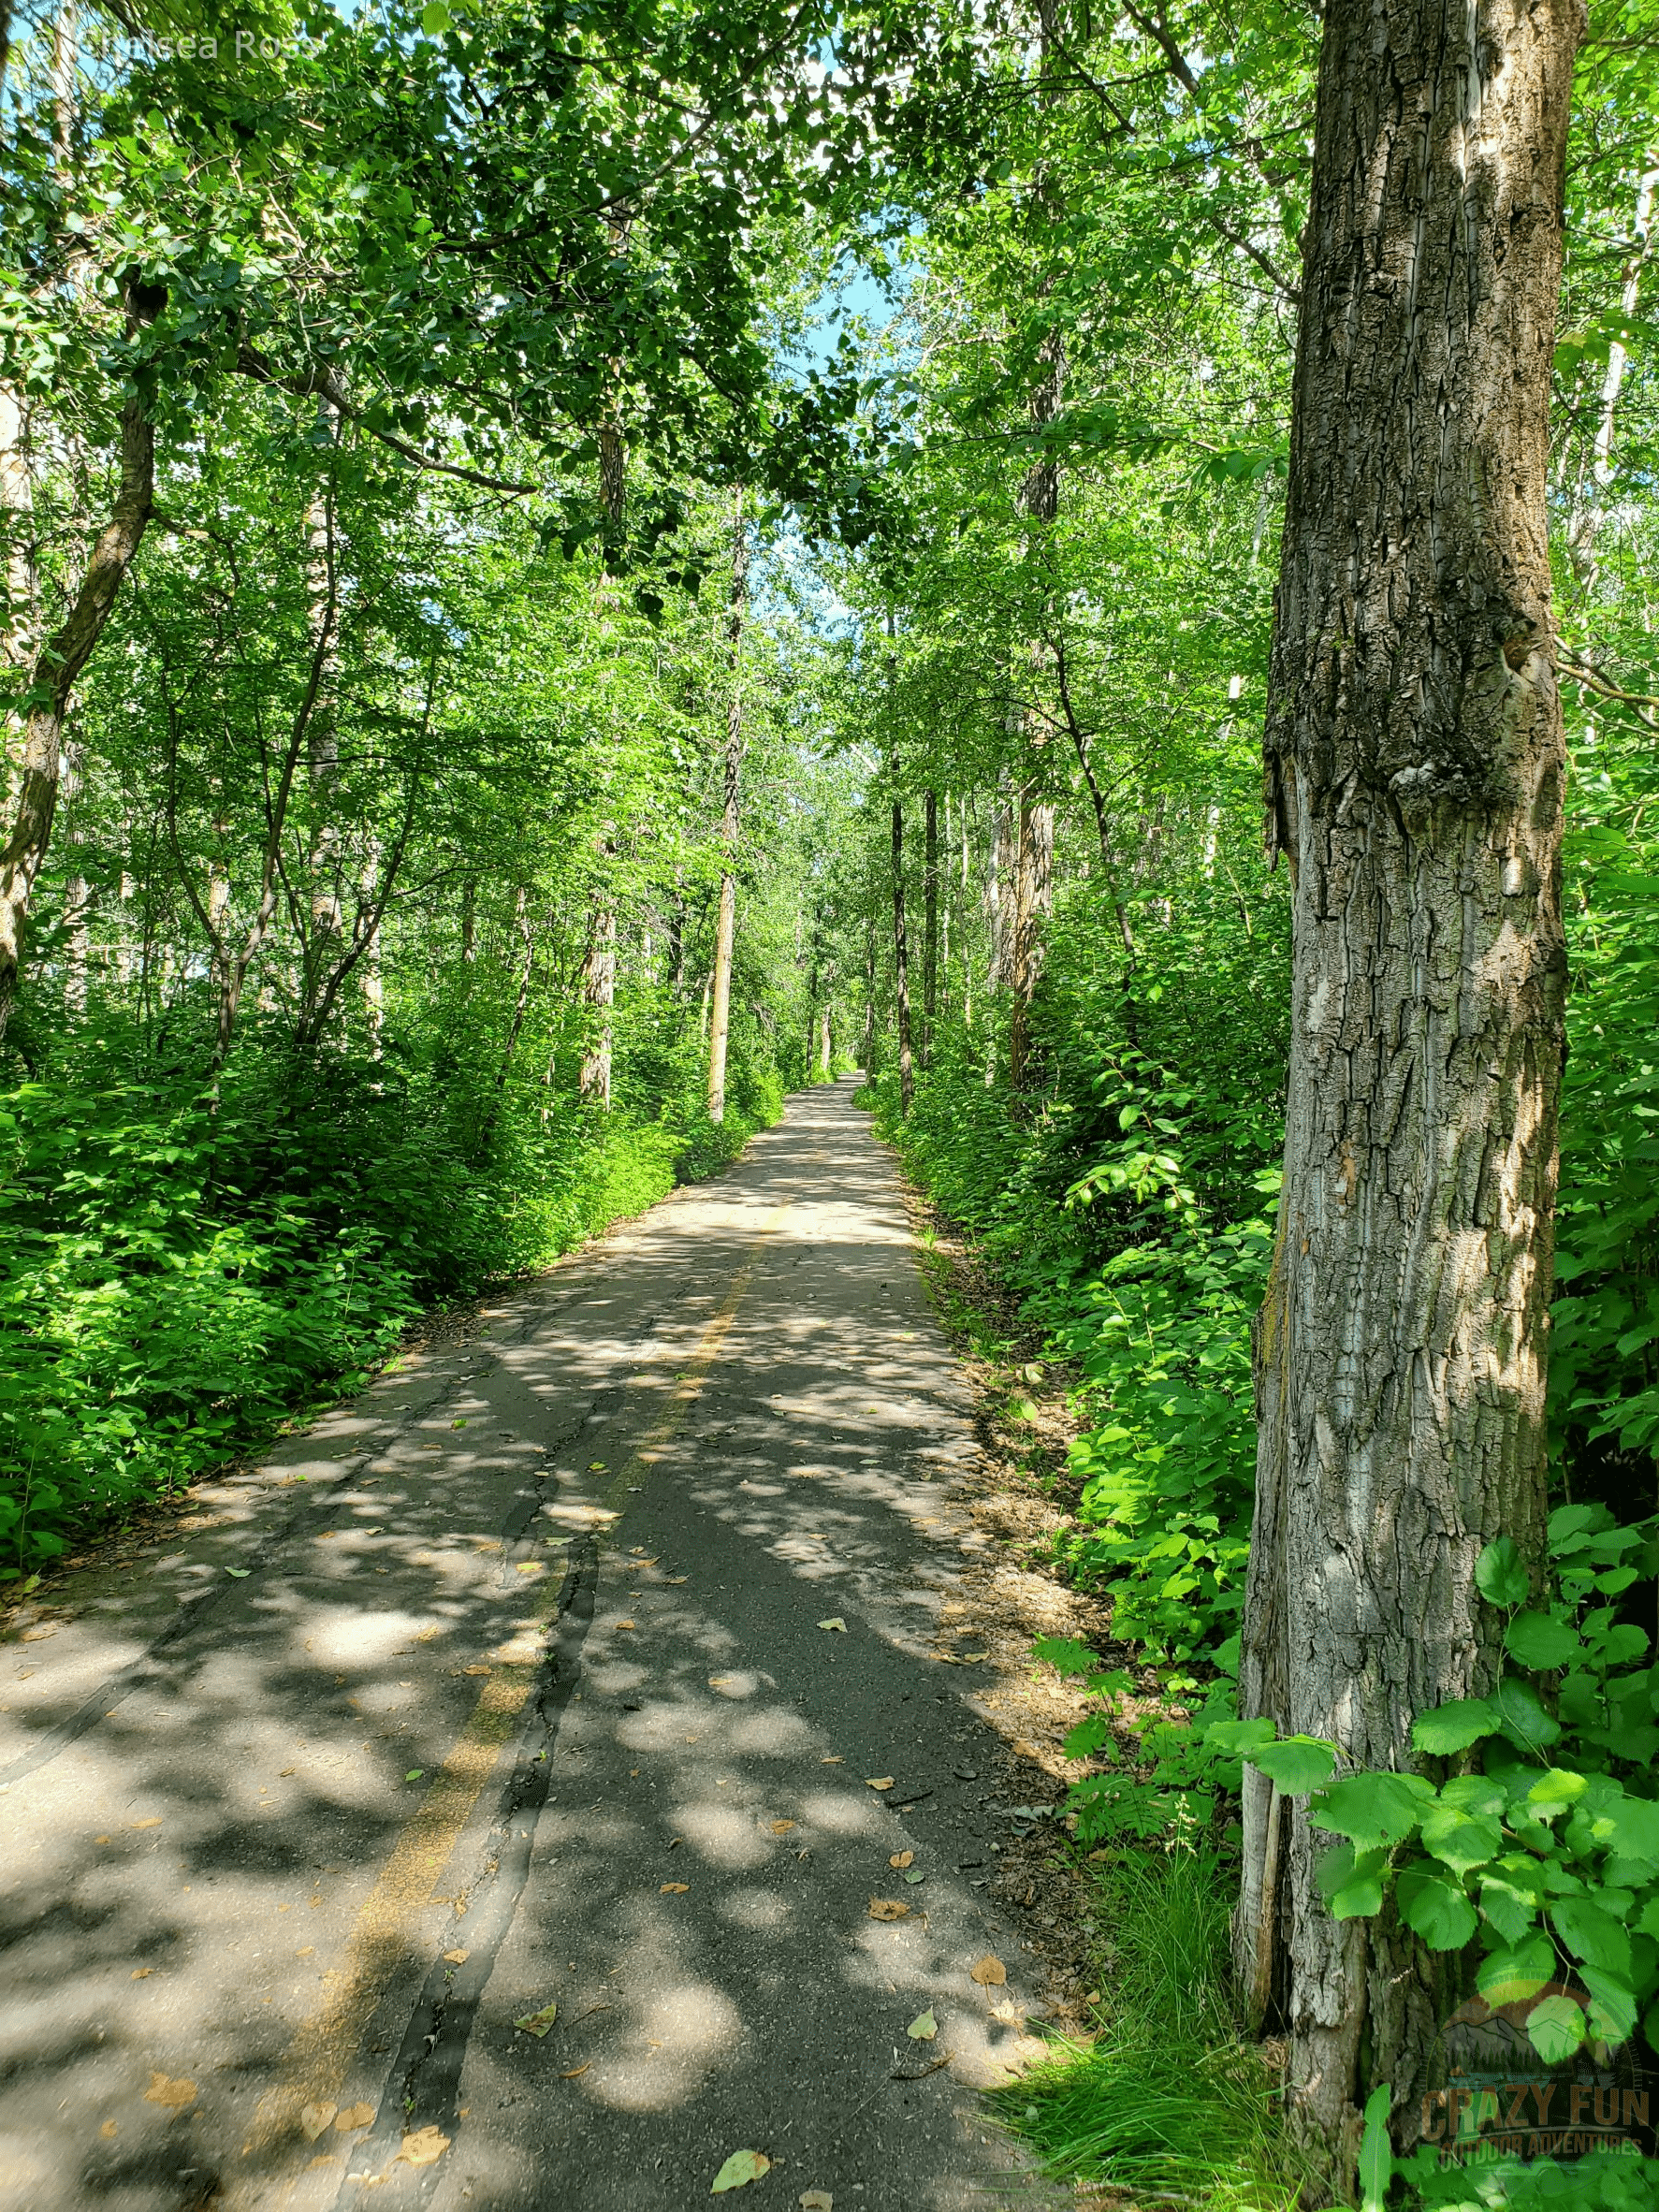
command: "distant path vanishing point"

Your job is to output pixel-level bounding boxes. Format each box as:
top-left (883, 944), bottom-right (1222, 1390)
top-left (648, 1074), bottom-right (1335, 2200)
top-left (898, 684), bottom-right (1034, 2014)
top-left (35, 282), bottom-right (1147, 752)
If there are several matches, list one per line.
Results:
top-left (0, 1077), bottom-right (1066, 2211)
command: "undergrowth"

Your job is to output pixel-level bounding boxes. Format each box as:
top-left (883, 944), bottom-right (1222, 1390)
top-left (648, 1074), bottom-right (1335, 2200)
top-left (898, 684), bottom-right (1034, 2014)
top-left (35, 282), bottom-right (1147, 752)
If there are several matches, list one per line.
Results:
top-left (991, 1846), bottom-right (1304, 2211)
top-left (0, 1035), bottom-right (779, 1573)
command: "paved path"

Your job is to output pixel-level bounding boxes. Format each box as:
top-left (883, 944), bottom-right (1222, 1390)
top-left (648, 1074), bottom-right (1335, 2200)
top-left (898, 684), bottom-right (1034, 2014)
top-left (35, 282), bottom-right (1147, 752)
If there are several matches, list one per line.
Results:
top-left (0, 1080), bottom-right (1061, 2210)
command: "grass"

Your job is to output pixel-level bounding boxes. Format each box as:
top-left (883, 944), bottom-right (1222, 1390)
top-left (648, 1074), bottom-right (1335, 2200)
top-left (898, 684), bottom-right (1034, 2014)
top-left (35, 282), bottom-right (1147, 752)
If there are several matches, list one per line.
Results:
top-left (992, 1845), bottom-right (1306, 2212)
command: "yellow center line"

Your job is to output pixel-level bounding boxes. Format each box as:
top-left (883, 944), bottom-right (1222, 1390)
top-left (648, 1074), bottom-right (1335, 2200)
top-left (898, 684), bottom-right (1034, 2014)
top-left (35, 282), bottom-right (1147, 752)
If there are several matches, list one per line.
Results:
top-left (244, 1196), bottom-right (792, 2172)
top-left (595, 1199), bottom-right (792, 1523)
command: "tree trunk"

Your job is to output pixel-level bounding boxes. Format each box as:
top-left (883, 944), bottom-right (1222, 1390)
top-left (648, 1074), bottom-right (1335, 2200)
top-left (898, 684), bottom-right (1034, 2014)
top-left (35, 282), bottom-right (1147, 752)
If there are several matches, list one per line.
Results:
top-left (1008, 793), bottom-right (1054, 1089)
top-left (0, 394), bottom-right (153, 1038)
top-left (706, 489), bottom-right (748, 1126)
top-left (891, 772), bottom-right (913, 1117)
top-left (578, 899), bottom-right (616, 1108)
top-left (1238, 0), bottom-right (1581, 2188)
top-left (863, 912), bottom-right (877, 1076)
top-left (922, 787), bottom-right (939, 1065)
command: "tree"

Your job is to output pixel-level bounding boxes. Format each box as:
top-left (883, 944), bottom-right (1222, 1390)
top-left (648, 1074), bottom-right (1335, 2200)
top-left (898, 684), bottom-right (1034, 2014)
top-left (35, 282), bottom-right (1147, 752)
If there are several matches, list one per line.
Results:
top-left (1234, 0), bottom-right (1583, 2178)
top-left (706, 489), bottom-right (748, 1124)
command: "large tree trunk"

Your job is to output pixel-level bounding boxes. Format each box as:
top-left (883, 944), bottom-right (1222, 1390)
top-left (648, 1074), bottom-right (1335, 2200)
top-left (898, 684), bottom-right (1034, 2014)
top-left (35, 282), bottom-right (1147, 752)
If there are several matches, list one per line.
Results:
top-left (1237, 0), bottom-right (1581, 2189)
top-left (0, 394), bottom-right (153, 1037)
top-left (706, 490), bottom-right (748, 1125)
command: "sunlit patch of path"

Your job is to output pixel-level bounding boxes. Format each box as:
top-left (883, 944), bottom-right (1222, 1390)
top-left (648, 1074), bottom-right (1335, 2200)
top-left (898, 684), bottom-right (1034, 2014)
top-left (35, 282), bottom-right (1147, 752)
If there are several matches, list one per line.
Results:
top-left (0, 1079), bottom-right (1064, 2211)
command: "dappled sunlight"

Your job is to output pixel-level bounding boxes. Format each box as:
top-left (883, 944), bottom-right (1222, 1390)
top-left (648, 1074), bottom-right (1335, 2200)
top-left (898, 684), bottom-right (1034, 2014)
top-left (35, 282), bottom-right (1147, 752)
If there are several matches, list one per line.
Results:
top-left (0, 1083), bottom-right (1050, 2207)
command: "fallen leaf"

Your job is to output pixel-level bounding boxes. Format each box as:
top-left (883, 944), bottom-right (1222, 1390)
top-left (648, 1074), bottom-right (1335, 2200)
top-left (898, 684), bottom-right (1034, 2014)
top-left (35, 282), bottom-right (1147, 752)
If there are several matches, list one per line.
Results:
top-left (617, 1619), bottom-right (636, 1630)
top-left (661, 1882), bottom-right (690, 1894)
top-left (711, 2147), bottom-right (771, 2192)
top-left (297, 1945), bottom-right (315, 1957)
top-left (867, 1899), bottom-right (910, 1922)
top-left (800, 2195), bottom-right (833, 2212)
top-left (516, 1562), bottom-right (544, 1575)
top-left (444, 1948), bottom-right (469, 1964)
top-left (300, 2103), bottom-right (338, 2142)
top-left (817, 1618), bottom-right (847, 1633)
top-left (560, 2064), bottom-right (589, 2079)
top-left (279, 1767), bottom-right (296, 1777)
top-left (335, 2104), bottom-right (375, 2132)
top-left (129, 1817), bottom-right (162, 1830)
top-left (464, 1664), bottom-right (491, 1676)
top-left (100, 2120), bottom-right (118, 2140)
top-left (769, 1820), bottom-right (796, 1836)
top-left (512, 2002), bottom-right (559, 2037)
top-left (405, 1769), bottom-right (425, 1782)
top-left (865, 1777), bottom-right (894, 1792)
top-left (131, 1967), bottom-right (153, 1980)
top-left (226, 1567), bottom-right (251, 1579)
top-left (889, 1852), bottom-right (913, 1870)
top-left (396, 2126), bottom-right (450, 2167)
top-left (904, 1870), bottom-right (924, 1885)
top-left (970, 1954), bottom-right (1008, 1987)
top-left (907, 2009), bottom-right (938, 2042)
top-left (820, 1755), bottom-right (842, 1765)
top-left (94, 1835), bottom-right (110, 1844)
top-left (143, 2074), bottom-right (196, 2110)
top-left (990, 2000), bottom-right (1025, 2024)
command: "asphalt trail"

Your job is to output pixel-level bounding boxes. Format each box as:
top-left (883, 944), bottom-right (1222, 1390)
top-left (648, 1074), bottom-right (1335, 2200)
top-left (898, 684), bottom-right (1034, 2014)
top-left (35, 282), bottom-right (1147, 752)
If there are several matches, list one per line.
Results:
top-left (0, 1080), bottom-right (1063, 2210)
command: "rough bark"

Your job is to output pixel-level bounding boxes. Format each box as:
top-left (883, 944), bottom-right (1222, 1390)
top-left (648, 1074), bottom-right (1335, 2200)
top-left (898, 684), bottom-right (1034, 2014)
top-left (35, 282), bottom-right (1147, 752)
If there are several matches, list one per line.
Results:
top-left (1238, 0), bottom-right (1582, 2187)
top-left (0, 394), bottom-right (153, 1037)
top-left (706, 490), bottom-right (747, 1126)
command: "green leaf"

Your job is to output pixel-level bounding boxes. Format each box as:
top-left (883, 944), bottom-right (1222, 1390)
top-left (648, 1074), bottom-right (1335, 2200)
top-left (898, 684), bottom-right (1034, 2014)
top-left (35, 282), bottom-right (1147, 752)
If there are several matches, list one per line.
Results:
top-left (1358, 2085), bottom-right (1391, 2212)
top-left (1550, 1896), bottom-right (1632, 1976)
top-left (1247, 1736), bottom-right (1337, 1795)
top-left (1526, 1768), bottom-right (1589, 1819)
top-left (1492, 1679), bottom-right (1562, 1752)
top-left (1505, 1611), bottom-right (1582, 1670)
top-left (712, 2150), bottom-right (771, 2192)
top-left (1411, 1699), bottom-right (1499, 1754)
top-left (1310, 1772), bottom-right (1433, 1851)
top-left (1476, 1537), bottom-right (1530, 1608)
top-left (1479, 1870), bottom-right (1541, 1943)
top-left (512, 2001), bottom-right (559, 2037)
top-left (1526, 1993), bottom-right (1587, 2063)
top-left (1205, 1717), bottom-right (1277, 1755)
top-left (1420, 1807), bottom-right (1504, 1875)
top-left (907, 2009), bottom-right (938, 2041)
top-left (420, 2), bottom-right (451, 31)
top-left (1438, 1774), bottom-right (1506, 1818)
top-left (1477, 1936), bottom-right (1555, 2006)
top-left (1581, 1964), bottom-right (1639, 2044)
top-left (1398, 1867), bottom-right (1477, 1950)
top-left (1332, 1874), bottom-right (1386, 1920)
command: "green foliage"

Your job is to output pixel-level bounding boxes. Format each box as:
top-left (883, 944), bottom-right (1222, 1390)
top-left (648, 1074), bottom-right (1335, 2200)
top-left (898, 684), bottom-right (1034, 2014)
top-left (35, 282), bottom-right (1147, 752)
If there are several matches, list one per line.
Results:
top-left (991, 1846), bottom-right (1304, 2210)
top-left (1227, 1505), bottom-right (1659, 2065)
top-left (0, 1040), bottom-right (775, 1569)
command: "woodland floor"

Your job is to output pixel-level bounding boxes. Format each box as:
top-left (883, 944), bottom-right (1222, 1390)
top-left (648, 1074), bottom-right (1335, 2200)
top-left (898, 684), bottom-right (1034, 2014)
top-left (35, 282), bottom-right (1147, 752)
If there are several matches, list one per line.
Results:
top-left (0, 1078), bottom-right (1125, 2211)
